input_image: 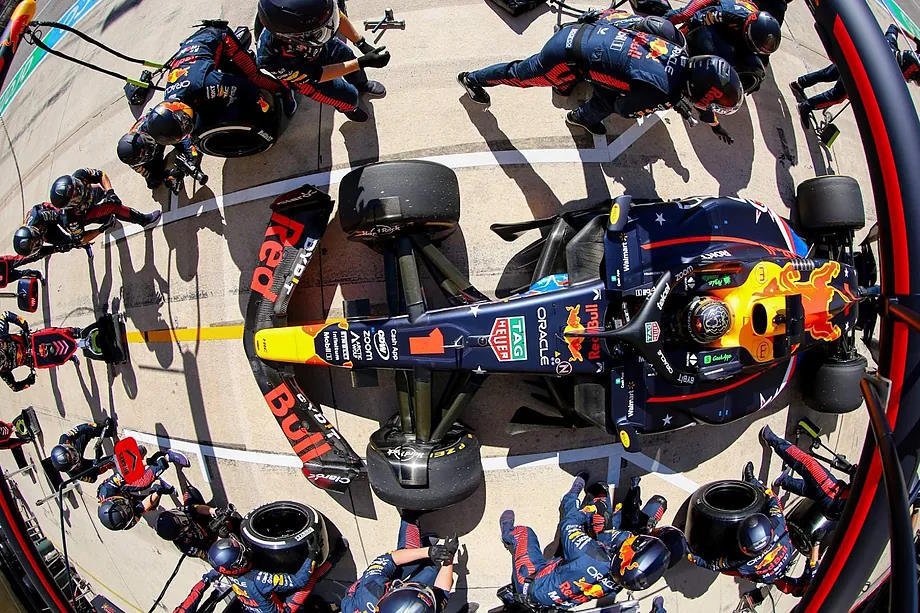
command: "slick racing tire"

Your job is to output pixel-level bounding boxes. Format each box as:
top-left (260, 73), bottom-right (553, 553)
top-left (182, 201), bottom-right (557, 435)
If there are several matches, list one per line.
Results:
top-left (241, 501), bottom-right (330, 573)
top-left (786, 497), bottom-right (836, 555)
top-left (339, 161), bottom-right (461, 242)
top-left (805, 355), bottom-right (868, 414)
top-left (795, 175), bottom-right (866, 235)
top-left (685, 480), bottom-right (767, 559)
top-left (366, 423), bottom-right (483, 511)
top-left (196, 121), bottom-right (276, 158)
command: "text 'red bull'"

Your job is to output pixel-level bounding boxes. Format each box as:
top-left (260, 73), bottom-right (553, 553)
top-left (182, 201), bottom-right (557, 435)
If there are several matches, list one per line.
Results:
top-left (251, 212), bottom-right (306, 303)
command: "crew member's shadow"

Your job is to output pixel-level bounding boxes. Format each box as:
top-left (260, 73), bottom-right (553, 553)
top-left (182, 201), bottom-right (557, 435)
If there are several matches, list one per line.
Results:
top-left (485, 0), bottom-right (552, 33)
top-left (752, 67), bottom-right (799, 206)
top-left (162, 185), bottom-right (225, 283)
top-left (602, 115), bottom-right (691, 199)
top-left (685, 102), bottom-right (756, 196)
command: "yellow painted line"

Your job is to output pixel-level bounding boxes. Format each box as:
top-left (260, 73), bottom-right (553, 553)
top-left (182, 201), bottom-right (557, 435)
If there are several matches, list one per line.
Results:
top-left (125, 324), bottom-right (245, 344)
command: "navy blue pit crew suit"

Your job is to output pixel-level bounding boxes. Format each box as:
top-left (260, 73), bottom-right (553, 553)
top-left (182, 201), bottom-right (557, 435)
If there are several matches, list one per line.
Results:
top-left (58, 421), bottom-right (115, 483)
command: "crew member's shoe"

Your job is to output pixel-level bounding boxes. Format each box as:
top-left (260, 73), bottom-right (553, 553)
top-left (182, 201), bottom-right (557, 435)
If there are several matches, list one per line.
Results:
top-left (566, 111), bottom-right (607, 136)
top-left (141, 211), bottom-right (162, 227)
top-left (167, 449), bottom-right (191, 468)
top-left (742, 461), bottom-right (756, 483)
top-left (772, 469), bottom-right (789, 492)
top-left (360, 80), bottom-right (387, 98)
top-left (759, 424), bottom-right (776, 446)
top-left (499, 509), bottom-right (515, 535)
top-left (789, 79), bottom-right (806, 102)
top-left (344, 108), bottom-right (369, 122)
top-left (282, 90), bottom-right (298, 118)
top-left (457, 72), bottom-right (491, 106)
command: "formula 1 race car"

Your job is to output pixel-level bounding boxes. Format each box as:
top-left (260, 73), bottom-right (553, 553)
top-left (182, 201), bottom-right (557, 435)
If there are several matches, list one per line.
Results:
top-left (244, 161), bottom-right (874, 510)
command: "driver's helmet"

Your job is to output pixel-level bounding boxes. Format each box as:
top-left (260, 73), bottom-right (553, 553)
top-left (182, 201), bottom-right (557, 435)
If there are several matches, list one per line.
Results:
top-left (146, 102), bottom-right (195, 145)
top-left (744, 12), bottom-right (781, 55)
top-left (376, 582), bottom-right (441, 613)
top-left (737, 513), bottom-right (774, 557)
top-left (686, 296), bottom-right (732, 344)
top-left (208, 536), bottom-right (252, 575)
top-left (684, 55), bottom-right (745, 116)
top-left (258, 0), bottom-right (339, 49)
top-left (117, 131), bottom-right (158, 167)
top-left (608, 534), bottom-right (671, 591)
top-left (49, 175), bottom-right (87, 211)
top-left (156, 509), bottom-right (204, 542)
top-left (49, 443), bottom-right (81, 472)
top-left (98, 497), bottom-right (137, 531)
top-left (13, 226), bottom-right (41, 257)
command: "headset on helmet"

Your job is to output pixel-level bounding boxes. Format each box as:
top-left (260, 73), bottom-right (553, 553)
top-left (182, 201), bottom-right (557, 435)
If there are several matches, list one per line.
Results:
top-left (50, 444), bottom-right (81, 472)
top-left (98, 497), bottom-right (137, 531)
top-left (146, 102), bottom-right (195, 146)
top-left (208, 536), bottom-right (252, 575)
top-left (156, 509), bottom-right (193, 541)
top-left (684, 55), bottom-right (745, 116)
top-left (50, 176), bottom-right (86, 209)
top-left (258, 0), bottom-right (340, 47)
top-left (13, 226), bottom-right (41, 257)
top-left (744, 12), bottom-right (781, 55)
top-left (375, 582), bottom-right (440, 613)
top-left (117, 131), bottom-right (158, 166)
top-left (686, 296), bottom-right (732, 344)
top-left (738, 513), bottom-right (774, 557)
top-left (609, 534), bottom-right (671, 591)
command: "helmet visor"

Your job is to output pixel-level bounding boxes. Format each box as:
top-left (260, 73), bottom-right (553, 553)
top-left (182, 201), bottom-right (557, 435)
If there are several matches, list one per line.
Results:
top-left (708, 91), bottom-right (744, 116)
top-left (276, 9), bottom-right (339, 48)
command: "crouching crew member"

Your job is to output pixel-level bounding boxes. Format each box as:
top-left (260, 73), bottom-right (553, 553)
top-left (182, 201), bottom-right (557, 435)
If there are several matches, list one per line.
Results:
top-left (156, 485), bottom-right (242, 560)
top-left (50, 168), bottom-right (161, 229)
top-left (341, 512), bottom-right (457, 613)
top-left (687, 461), bottom-right (818, 596)
top-left (257, 0), bottom-right (390, 123)
top-left (50, 418), bottom-right (116, 483)
top-left (458, 19), bottom-right (743, 142)
top-left (0, 311), bottom-right (35, 391)
top-left (96, 449), bottom-right (190, 531)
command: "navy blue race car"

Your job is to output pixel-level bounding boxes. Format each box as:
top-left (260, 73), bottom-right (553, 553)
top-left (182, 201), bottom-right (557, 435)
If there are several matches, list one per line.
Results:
top-left (245, 161), bottom-right (873, 510)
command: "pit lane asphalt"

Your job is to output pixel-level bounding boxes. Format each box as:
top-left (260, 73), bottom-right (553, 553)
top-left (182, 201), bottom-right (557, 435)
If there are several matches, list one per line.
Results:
top-left (0, 1), bottom-right (917, 611)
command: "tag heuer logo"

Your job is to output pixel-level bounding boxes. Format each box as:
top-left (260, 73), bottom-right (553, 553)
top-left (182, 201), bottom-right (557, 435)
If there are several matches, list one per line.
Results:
top-left (489, 316), bottom-right (527, 362)
top-left (645, 321), bottom-right (660, 343)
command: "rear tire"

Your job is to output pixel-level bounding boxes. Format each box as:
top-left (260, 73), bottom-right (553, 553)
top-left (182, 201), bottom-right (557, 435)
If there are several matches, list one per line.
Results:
top-left (339, 161), bottom-right (461, 242)
top-left (785, 497), bottom-right (836, 555)
top-left (241, 501), bottom-right (329, 573)
top-left (795, 175), bottom-right (865, 234)
top-left (805, 355), bottom-right (868, 414)
top-left (366, 423), bottom-right (483, 511)
top-left (685, 480), bottom-right (766, 559)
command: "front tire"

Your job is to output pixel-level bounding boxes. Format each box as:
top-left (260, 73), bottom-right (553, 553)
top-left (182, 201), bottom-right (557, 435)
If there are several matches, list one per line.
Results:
top-left (795, 175), bottom-right (866, 235)
top-left (366, 423), bottom-right (483, 511)
top-left (240, 501), bottom-right (329, 573)
top-left (804, 355), bottom-right (868, 414)
top-left (685, 480), bottom-right (767, 559)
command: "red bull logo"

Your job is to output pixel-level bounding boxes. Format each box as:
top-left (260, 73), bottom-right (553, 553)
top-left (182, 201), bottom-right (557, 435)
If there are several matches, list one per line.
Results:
top-left (646, 38), bottom-right (670, 60)
top-left (167, 67), bottom-right (188, 84)
top-left (573, 578), bottom-right (605, 599)
top-left (764, 261), bottom-right (846, 341)
top-left (618, 534), bottom-right (641, 576)
top-left (564, 305), bottom-right (585, 361)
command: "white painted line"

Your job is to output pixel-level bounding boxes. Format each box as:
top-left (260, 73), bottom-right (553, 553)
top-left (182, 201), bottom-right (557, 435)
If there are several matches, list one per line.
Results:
top-left (124, 429), bottom-right (699, 493)
top-left (108, 110), bottom-right (669, 244)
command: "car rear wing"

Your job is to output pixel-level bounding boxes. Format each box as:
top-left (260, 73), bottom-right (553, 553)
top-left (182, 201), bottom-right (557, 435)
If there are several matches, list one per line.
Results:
top-left (243, 185), bottom-right (366, 492)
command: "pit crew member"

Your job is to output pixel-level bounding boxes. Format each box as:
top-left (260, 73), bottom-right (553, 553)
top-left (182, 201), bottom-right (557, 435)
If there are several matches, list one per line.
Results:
top-left (156, 485), bottom-right (242, 560)
top-left (49, 418), bottom-right (116, 483)
top-left (96, 449), bottom-right (190, 531)
top-left (50, 169), bottom-right (161, 230)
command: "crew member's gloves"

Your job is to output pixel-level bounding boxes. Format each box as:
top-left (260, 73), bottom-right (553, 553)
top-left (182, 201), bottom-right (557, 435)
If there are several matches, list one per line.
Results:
top-left (577, 9), bottom-right (602, 23)
top-left (154, 480), bottom-right (177, 496)
top-left (355, 37), bottom-right (375, 55)
top-left (712, 124), bottom-right (734, 145)
top-left (357, 46), bottom-right (391, 69)
top-left (102, 417), bottom-right (116, 438)
top-left (429, 535), bottom-right (459, 566)
top-left (103, 189), bottom-right (122, 206)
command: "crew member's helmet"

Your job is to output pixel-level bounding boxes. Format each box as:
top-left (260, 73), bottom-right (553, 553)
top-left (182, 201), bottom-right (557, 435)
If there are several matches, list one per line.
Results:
top-left (117, 131), bottom-right (158, 166)
top-left (737, 513), bottom-right (774, 557)
top-left (50, 444), bottom-right (81, 472)
top-left (684, 55), bottom-right (745, 115)
top-left (98, 497), bottom-right (136, 531)
top-left (208, 536), bottom-right (252, 576)
top-left (13, 226), bottom-right (41, 257)
top-left (156, 509), bottom-right (199, 542)
top-left (685, 296), bottom-right (732, 344)
top-left (650, 526), bottom-right (689, 569)
top-left (898, 50), bottom-right (920, 85)
top-left (609, 534), bottom-right (671, 591)
top-left (258, 0), bottom-right (339, 48)
top-left (49, 176), bottom-right (87, 209)
top-left (744, 12), bottom-right (781, 55)
top-left (145, 102), bottom-right (195, 145)
top-left (375, 582), bottom-right (441, 613)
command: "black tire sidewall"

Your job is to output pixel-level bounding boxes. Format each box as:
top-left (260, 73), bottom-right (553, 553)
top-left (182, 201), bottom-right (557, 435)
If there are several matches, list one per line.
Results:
top-left (241, 501), bottom-right (329, 573)
top-left (795, 175), bottom-right (866, 234)
top-left (685, 480), bottom-right (766, 559)
top-left (805, 355), bottom-right (868, 414)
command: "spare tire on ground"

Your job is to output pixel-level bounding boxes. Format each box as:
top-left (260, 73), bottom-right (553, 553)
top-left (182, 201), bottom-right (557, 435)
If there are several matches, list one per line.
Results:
top-left (685, 480), bottom-right (767, 560)
top-left (241, 501), bottom-right (329, 573)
